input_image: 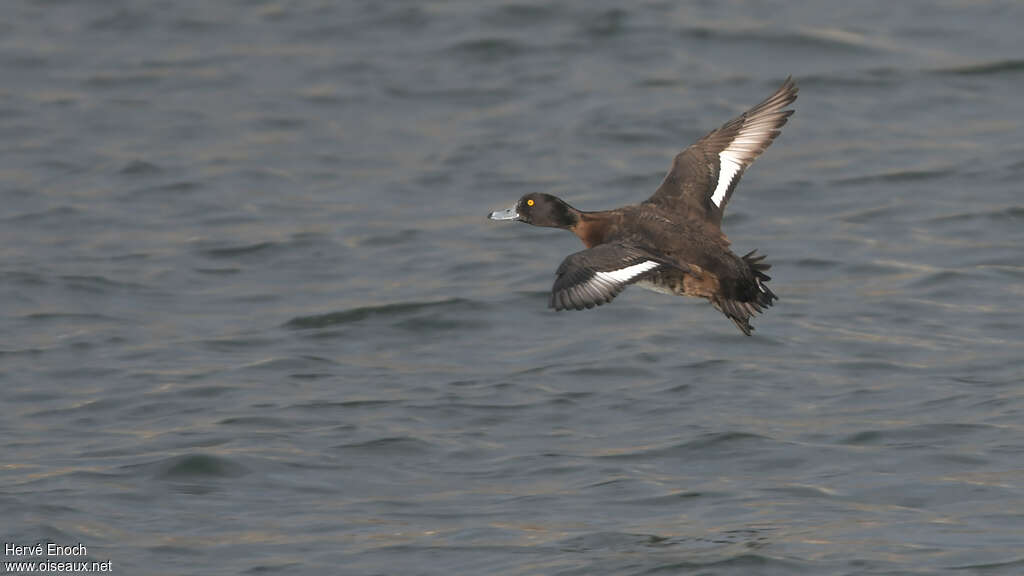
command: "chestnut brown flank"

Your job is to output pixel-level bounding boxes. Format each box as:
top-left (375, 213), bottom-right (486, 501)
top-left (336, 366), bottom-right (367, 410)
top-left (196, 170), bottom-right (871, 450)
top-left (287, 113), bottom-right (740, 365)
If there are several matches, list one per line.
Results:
top-left (570, 213), bottom-right (613, 248)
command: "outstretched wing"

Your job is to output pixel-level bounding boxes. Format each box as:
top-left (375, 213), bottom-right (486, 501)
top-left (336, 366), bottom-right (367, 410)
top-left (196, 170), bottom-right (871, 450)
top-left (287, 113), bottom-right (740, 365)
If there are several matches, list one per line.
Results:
top-left (645, 76), bottom-right (797, 228)
top-left (550, 244), bottom-right (682, 311)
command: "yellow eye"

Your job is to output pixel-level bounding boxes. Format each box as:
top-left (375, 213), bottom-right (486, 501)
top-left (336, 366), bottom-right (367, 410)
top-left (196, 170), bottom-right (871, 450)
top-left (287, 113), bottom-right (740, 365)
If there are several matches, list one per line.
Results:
top-left (526, 199), bottom-right (535, 207)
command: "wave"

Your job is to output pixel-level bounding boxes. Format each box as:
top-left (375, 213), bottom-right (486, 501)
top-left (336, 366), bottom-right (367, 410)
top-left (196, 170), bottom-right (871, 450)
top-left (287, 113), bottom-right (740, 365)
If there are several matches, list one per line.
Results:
top-left (935, 58), bottom-right (1024, 76)
top-left (284, 298), bottom-right (480, 329)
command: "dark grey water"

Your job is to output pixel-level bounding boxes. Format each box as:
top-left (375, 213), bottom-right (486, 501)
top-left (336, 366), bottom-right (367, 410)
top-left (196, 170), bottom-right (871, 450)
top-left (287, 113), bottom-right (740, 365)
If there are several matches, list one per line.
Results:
top-left (2, 1), bottom-right (1023, 574)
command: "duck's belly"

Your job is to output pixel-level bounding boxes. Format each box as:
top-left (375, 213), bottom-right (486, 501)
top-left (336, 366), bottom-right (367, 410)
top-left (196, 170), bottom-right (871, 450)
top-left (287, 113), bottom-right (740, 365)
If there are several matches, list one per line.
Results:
top-left (635, 279), bottom-right (678, 295)
top-left (637, 266), bottom-right (719, 300)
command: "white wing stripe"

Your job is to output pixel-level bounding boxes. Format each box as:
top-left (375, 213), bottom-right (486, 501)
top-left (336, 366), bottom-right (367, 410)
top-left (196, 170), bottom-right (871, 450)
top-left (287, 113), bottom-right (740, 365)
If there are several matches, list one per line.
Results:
top-left (593, 260), bottom-right (660, 284)
top-left (711, 152), bottom-right (742, 207)
top-left (709, 107), bottom-right (791, 208)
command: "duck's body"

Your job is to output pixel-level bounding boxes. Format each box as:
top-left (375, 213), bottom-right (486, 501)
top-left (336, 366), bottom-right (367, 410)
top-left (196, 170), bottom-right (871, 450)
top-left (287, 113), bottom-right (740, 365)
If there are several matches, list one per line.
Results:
top-left (489, 77), bottom-right (797, 335)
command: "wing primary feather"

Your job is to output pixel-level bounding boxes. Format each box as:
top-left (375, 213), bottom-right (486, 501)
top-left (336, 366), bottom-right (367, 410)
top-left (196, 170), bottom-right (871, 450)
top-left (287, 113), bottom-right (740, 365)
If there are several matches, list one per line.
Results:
top-left (645, 76), bottom-right (797, 225)
top-left (549, 246), bottom-right (675, 311)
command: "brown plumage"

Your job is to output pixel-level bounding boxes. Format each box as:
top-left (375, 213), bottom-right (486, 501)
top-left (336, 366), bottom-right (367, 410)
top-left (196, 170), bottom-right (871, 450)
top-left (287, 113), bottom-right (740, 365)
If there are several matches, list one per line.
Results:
top-left (488, 77), bottom-right (798, 335)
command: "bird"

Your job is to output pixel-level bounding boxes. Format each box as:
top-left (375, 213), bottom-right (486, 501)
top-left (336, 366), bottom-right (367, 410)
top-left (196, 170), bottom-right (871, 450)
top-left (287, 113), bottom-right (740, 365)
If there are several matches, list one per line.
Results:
top-left (488, 76), bottom-right (797, 335)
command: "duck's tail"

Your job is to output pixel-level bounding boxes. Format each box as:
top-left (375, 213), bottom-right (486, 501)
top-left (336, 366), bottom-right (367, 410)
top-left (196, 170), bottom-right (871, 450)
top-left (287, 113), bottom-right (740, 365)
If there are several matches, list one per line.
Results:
top-left (711, 250), bottom-right (778, 336)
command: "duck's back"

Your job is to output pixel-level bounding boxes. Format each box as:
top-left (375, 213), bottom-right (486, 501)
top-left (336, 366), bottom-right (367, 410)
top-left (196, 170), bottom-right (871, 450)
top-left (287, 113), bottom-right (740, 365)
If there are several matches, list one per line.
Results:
top-left (608, 205), bottom-right (774, 335)
top-left (604, 205), bottom-right (732, 271)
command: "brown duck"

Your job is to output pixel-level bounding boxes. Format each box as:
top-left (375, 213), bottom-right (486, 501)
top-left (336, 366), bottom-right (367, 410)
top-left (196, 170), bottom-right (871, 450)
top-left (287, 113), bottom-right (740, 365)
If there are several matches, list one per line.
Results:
top-left (489, 77), bottom-right (798, 335)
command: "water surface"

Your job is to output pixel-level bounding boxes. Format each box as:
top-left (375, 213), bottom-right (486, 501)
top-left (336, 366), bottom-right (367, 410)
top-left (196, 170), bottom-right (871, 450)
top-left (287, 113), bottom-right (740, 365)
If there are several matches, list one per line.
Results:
top-left (2, 1), bottom-right (1023, 574)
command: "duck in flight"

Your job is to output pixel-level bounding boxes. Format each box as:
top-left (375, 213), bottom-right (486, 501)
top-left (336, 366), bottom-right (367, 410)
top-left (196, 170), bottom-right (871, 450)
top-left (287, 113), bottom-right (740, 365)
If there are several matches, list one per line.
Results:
top-left (489, 77), bottom-right (798, 335)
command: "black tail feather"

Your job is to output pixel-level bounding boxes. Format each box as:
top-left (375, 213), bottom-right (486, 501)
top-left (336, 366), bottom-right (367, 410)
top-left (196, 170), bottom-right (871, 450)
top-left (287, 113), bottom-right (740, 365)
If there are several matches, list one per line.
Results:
top-left (714, 250), bottom-right (778, 336)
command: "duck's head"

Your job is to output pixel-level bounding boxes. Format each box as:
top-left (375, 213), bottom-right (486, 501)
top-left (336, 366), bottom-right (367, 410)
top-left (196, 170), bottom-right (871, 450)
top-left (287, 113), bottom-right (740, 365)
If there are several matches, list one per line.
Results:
top-left (488, 193), bottom-right (578, 229)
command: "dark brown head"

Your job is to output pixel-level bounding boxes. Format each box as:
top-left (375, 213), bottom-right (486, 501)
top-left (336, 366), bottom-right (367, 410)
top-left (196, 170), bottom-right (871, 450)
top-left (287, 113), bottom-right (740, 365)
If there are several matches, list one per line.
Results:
top-left (488, 193), bottom-right (579, 229)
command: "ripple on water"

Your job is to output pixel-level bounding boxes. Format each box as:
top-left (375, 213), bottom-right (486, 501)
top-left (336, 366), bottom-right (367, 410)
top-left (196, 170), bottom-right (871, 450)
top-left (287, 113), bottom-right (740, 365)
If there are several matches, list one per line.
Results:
top-left (796, 69), bottom-right (904, 88)
top-left (22, 312), bottom-right (120, 323)
top-left (557, 364), bottom-right (659, 380)
top-left (4, 206), bottom-right (82, 224)
top-left (198, 336), bottom-right (277, 352)
top-left (198, 241), bottom-right (279, 259)
top-left (235, 355), bottom-right (337, 373)
top-left (284, 298), bottom-right (484, 332)
top-left (841, 422), bottom-right (998, 447)
top-left (833, 166), bottom-right (956, 187)
top-left (580, 8), bottom-right (629, 38)
top-left (597, 432), bottom-right (775, 461)
top-left (118, 159), bottom-right (163, 176)
top-left (27, 396), bottom-right (126, 419)
top-left (60, 275), bottom-right (149, 294)
top-left (948, 556), bottom-right (1024, 572)
top-left (482, 3), bottom-right (559, 27)
top-left (217, 416), bottom-right (296, 431)
top-left (333, 436), bottom-right (435, 456)
top-left (929, 205), bottom-right (1024, 224)
top-left (554, 530), bottom-right (799, 573)
top-left (148, 454), bottom-right (250, 480)
top-left (681, 24), bottom-right (886, 54)
top-left (357, 228), bottom-right (421, 247)
top-left (625, 490), bottom-right (721, 507)
top-left (128, 180), bottom-right (204, 197)
top-left (558, 531), bottom-right (690, 553)
top-left (447, 38), bottom-right (527, 62)
top-left (935, 58), bottom-right (1024, 76)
